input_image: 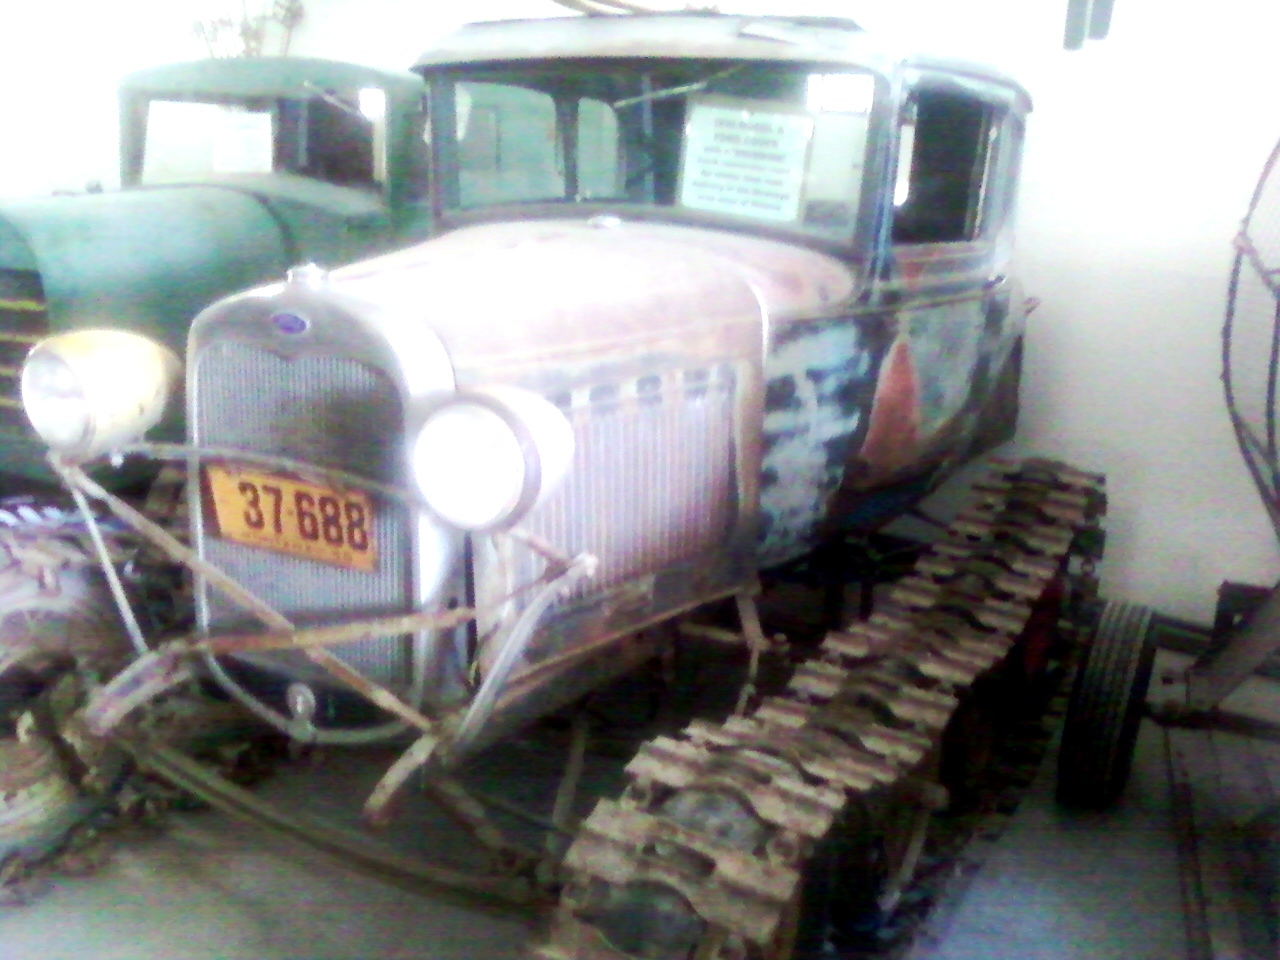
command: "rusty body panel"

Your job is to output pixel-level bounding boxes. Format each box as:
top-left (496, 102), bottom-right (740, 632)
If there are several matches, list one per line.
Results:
top-left (178, 197), bottom-right (1024, 749)
top-left (206, 218), bottom-right (857, 748)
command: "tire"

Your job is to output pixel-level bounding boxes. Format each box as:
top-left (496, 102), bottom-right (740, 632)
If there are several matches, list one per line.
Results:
top-left (0, 514), bottom-right (133, 862)
top-left (1056, 600), bottom-right (1156, 810)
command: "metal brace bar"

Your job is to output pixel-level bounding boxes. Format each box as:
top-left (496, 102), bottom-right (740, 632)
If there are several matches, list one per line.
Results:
top-left (55, 460), bottom-right (442, 738)
top-left (735, 589), bottom-right (769, 716)
top-left (1186, 584), bottom-right (1280, 711)
top-left (539, 709), bottom-right (590, 883)
top-left (123, 737), bottom-right (536, 908)
top-left (421, 773), bottom-right (538, 867)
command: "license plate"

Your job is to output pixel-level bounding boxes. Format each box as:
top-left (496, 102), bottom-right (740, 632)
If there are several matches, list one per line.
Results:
top-left (205, 464), bottom-right (378, 572)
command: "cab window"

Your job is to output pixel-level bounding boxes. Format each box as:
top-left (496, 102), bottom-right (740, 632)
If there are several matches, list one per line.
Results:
top-left (139, 90), bottom-right (384, 190)
top-left (427, 60), bottom-right (878, 247)
top-left (892, 88), bottom-right (998, 245)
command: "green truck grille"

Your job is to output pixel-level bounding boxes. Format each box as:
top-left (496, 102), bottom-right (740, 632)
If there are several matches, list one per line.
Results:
top-left (0, 269), bottom-right (48, 428)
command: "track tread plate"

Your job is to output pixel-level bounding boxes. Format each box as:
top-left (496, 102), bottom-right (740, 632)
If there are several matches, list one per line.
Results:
top-left (538, 459), bottom-right (1106, 959)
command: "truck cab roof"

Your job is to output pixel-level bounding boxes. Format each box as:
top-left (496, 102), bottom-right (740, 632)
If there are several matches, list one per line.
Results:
top-left (120, 56), bottom-right (425, 100)
top-left (413, 13), bottom-right (1028, 106)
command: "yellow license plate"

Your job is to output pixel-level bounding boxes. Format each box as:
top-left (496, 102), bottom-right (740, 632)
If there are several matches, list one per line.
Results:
top-left (205, 464), bottom-right (378, 572)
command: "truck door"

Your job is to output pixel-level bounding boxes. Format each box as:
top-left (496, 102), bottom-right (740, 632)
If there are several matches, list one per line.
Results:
top-left (859, 72), bottom-right (1027, 482)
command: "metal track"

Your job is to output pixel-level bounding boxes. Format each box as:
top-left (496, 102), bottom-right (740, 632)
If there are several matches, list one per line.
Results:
top-left (536, 458), bottom-right (1106, 960)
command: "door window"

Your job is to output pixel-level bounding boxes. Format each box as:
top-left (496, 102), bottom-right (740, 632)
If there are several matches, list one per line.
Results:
top-left (892, 89), bottom-right (998, 244)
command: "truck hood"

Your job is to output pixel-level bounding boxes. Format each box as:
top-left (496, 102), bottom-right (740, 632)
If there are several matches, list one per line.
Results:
top-left (328, 218), bottom-right (858, 380)
top-left (0, 185), bottom-right (292, 354)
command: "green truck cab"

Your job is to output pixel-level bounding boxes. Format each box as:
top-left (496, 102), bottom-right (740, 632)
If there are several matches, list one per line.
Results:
top-left (0, 57), bottom-right (430, 477)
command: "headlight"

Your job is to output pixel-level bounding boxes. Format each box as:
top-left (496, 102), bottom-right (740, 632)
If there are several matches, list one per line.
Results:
top-left (22, 330), bottom-right (180, 461)
top-left (411, 386), bottom-right (574, 531)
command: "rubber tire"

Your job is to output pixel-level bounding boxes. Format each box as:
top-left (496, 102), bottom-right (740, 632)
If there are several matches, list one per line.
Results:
top-left (1056, 600), bottom-right (1156, 810)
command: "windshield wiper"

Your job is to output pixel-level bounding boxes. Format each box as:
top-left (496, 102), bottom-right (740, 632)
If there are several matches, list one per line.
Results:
top-left (301, 81), bottom-right (366, 120)
top-left (611, 64), bottom-right (742, 110)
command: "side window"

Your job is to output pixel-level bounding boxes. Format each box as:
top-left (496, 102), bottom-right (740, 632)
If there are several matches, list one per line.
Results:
top-left (283, 95), bottom-right (375, 187)
top-left (142, 101), bottom-right (275, 183)
top-left (141, 93), bottom-right (383, 189)
top-left (577, 97), bottom-right (621, 199)
top-left (447, 84), bottom-right (622, 207)
top-left (455, 83), bottom-right (564, 206)
top-left (892, 88), bottom-right (997, 245)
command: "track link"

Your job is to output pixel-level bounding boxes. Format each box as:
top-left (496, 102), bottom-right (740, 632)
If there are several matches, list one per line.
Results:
top-left (537, 459), bottom-right (1106, 960)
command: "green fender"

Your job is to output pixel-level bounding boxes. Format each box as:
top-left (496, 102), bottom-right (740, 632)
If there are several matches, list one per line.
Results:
top-left (0, 185), bottom-right (292, 478)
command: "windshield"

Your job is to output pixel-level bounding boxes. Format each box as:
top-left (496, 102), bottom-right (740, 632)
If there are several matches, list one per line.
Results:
top-left (138, 88), bottom-right (388, 190)
top-left (426, 59), bottom-right (877, 243)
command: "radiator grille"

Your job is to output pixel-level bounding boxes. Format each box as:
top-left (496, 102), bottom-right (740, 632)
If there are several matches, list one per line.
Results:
top-left (0, 269), bottom-right (48, 428)
top-left (519, 365), bottom-right (738, 600)
top-left (193, 340), bottom-right (414, 687)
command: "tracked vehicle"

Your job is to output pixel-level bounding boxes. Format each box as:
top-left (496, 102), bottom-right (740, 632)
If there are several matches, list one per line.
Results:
top-left (1, 12), bottom-right (1117, 960)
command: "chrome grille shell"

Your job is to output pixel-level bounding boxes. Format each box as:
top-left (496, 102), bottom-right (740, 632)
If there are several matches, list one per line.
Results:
top-left (467, 360), bottom-right (752, 744)
top-left (193, 343), bottom-right (415, 686)
top-left (188, 282), bottom-right (457, 695)
top-left (516, 365), bottom-right (739, 599)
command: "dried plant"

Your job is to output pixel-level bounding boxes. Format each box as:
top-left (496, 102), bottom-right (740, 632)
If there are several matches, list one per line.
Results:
top-left (193, 0), bottom-right (305, 59)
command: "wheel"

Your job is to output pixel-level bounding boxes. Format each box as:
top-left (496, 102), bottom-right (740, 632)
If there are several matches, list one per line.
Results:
top-left (0, 517), bottom-right (134, 864)
top-left (1056, 599), bottom-right (1155, 809)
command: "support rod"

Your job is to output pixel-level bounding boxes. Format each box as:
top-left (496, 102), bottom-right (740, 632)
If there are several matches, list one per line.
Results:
top-left (1186, 584), bottom-right (1280, 711)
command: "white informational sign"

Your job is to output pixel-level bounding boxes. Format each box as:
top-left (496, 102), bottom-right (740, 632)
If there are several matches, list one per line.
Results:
top-left (680, 101), bottom-right (814, 223)
top-left (211, 108), bottom-right (274, 174)
top-left (143, 101), bottom-right (273, 183)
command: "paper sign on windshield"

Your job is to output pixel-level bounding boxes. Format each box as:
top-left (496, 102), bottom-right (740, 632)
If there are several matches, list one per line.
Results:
top-left (679, 101), bottom-right (814, 223)
top-left (143, 102), bottom-right (273, 183)
top-left (212, 108), bottom-right (273, 174)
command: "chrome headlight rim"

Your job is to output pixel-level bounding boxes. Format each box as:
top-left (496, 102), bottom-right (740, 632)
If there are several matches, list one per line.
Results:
top-left (411, 390), bottom-right (546, 533)
top-left (20, 330), bottom-right (180, 462)
top-left (20, 348), bottom-right (93, 458)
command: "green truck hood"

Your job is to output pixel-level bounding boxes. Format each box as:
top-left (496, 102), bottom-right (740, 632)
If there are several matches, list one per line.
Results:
top-left (0, 185), bottom-right (291, 350)
top-left (0, 178), bottom-right (416, 479)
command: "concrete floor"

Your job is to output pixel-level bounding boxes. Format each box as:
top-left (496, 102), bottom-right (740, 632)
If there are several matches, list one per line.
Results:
top-left (911, 720), bottom-right (1186, 960)
top-left (0, 748), bottom-right (539, 960)
top-left (0, 654), bottom-right (1257, 960)
top-left (0, 812), bottom-right (530, 960)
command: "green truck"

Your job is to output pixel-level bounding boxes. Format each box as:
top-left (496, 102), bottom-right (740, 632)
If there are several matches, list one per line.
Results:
top-left (0, 56), bottom-right (431, 477)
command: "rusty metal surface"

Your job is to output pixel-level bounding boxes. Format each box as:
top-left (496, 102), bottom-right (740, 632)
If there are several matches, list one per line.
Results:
top-left (58, 463), bottom-right (447, 746)
top-left (538, 459), bottom-right (1106, 959)
top-left (1186, 584), bottom-right (1280, 712)
top-left (0, 458), bottom-right (1104, 951)
top-left (758, 313), bottom-right (883, 566)
top-left (184, 205), bottom-right (1030, 719)
top-left (326, 220), bottom-right (836, 378)
top-left (413, 15), bottom-right (888, 71)
top-left (413, 14), bottom-right (1031, 109)
top-left (0, 18), bottom-right (1052, 924)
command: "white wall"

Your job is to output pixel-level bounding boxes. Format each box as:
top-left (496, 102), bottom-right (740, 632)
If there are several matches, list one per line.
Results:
top-left (0, 3), bottom-right (215, 197)
top-left (2, 0), bottom-right (1276, 622)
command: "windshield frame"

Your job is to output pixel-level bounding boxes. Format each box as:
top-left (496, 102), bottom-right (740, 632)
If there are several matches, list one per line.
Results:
top-left (419, 58), bottom-right (891, 265)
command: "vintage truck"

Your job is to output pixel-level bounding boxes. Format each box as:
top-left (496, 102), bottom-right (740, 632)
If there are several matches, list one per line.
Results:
top-left (0, 55), bottom-right (431, 478)
top-left (0, 12), bottom-right (1130, 960)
